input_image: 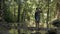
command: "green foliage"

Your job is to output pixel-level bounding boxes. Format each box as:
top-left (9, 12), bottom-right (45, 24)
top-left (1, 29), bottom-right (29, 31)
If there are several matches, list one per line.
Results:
top-left (4, 9), bottom-right (14, 22)
top-left (5, 1), bottom-right (15, 22)
top-left (4, 0), bottom-right (57, 26)
top-left (1, 0), bottom-right (58, 34)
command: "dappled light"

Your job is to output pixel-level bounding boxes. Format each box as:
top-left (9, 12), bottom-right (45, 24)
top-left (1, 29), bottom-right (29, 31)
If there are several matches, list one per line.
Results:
top-left (0, 0), bottom-right (60, 34)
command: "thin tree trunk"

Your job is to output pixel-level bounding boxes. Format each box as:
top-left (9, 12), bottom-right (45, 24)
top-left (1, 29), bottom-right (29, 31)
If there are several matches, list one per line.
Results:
top-left (17, 2), bottom-right (21, 34)
top-left (0, 0), bottom-right (3, 21)
top-left (56, 2), bottom-right (60, 19)
top-left (0, 0), bottom-right (5, 22)
top-left (46, 0), bottom-right (49, 30)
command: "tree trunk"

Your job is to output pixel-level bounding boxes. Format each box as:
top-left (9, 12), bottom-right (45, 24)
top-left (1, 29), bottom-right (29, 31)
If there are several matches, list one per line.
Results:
top-left (17, 1), bottom-right (21, 34)
top-left (46, 0), bottom-right (49, 31)
top-left (56, 2), bottom-right (60, 19)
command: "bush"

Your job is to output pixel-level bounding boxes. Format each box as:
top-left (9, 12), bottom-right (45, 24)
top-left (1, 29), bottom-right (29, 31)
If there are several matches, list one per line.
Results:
top-left (46, 29), bottom-right (57, 34)
top-left (4, 9), bottom-right (14, 22)
top-left (52, 19), bottom-right (60, 27)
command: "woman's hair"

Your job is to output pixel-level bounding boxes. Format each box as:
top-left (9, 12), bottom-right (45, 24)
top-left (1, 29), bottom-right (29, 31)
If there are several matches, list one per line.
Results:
top-left (36, 7), bottom-right (41, 10)
top-left (36, 8), bottom-right (38, 10)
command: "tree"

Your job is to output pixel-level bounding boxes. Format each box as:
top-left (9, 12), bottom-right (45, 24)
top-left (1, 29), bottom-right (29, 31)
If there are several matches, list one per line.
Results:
top-left (56, 2), bottom-right (60, 19)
